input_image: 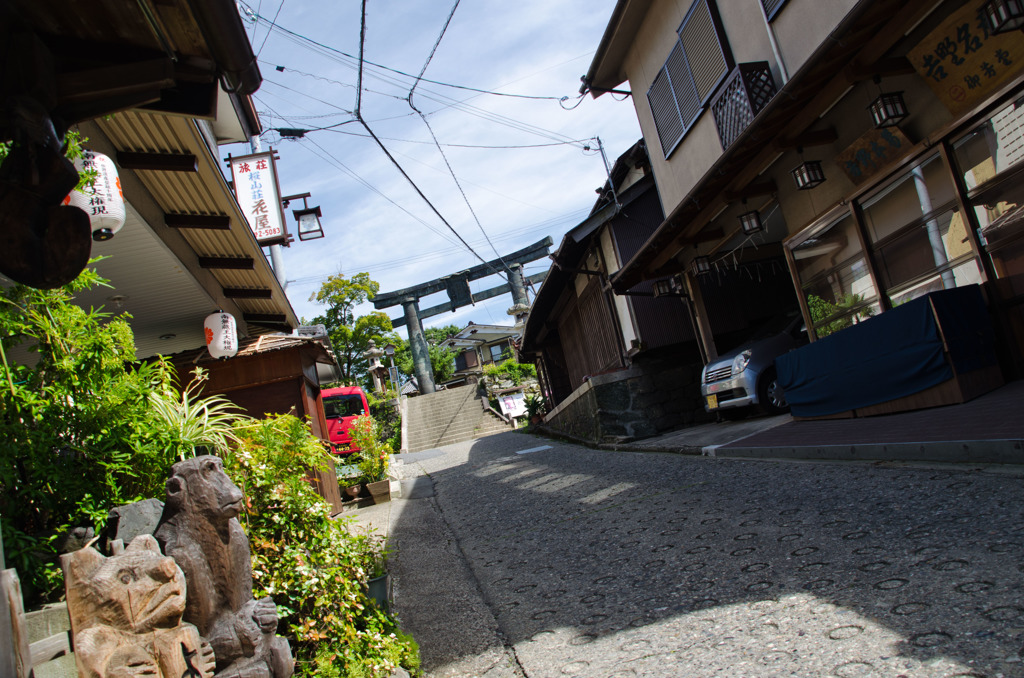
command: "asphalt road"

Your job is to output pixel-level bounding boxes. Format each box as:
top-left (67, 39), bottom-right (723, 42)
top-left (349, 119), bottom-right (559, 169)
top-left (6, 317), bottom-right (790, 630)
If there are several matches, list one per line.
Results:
top-left (388, 431), bottom-right (1024, 678)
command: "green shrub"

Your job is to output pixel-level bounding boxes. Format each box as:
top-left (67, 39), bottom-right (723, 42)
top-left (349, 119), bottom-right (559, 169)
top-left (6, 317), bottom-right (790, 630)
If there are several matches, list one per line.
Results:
top-left (482, 358), bottom-right (536, 386)
top-left (366, 390), bottom-right (400, 450)
top-left (348, 415), bottom-right (391, 483)
top-left (224, 414), bottom-right (418, 677)
top-left (0, 268), bottom-right (189, 602)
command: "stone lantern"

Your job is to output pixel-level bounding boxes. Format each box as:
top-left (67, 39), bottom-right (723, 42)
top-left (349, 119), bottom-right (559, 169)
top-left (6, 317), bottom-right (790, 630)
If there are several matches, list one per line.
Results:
top-left (363, 340), bottom-right (388, 393)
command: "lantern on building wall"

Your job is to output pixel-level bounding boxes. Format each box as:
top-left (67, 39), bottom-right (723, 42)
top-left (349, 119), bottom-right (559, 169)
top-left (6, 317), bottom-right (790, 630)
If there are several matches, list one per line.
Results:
top-left (204, 311), bottom-right (238, 359)
top-left (63, 151), bottom-right (126, 241)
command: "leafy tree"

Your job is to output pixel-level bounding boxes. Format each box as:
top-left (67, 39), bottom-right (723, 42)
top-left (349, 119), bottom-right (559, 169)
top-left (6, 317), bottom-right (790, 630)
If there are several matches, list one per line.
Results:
top-left (310, 273), bottom-right (400, 385)
top-left (394, 324), bottom-right (459, 387)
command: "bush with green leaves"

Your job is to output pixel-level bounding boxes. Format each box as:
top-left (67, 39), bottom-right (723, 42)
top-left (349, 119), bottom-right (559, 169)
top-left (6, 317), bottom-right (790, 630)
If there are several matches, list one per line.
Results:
top-left (482, 358), bottom-right (536, 386)
top-left (347, 415), bottom-right (391, 483)
top-left (224, 414), bottom-right (419, 677)
top-left (0, 268), bottom-right (183, 601)
top-left (366, 389), bottom-right (400, 451)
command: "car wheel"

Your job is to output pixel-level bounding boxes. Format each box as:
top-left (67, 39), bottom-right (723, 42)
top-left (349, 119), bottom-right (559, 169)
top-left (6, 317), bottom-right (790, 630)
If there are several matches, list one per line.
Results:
top-left (758, 368), bottom-right (789, 415)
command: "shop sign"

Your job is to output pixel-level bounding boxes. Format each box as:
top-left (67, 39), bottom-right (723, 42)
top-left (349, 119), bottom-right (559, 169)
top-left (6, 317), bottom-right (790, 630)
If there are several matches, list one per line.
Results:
top-left (835, 127), bottom-right (911, 185)
top-left (229, 151), bottom-right (288, 245)
top-left (908, 0), bottom-right (1024, 116)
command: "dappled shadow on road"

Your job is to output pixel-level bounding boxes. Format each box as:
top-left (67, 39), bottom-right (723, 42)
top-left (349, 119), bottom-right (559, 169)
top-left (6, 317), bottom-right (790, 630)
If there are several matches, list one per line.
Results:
top-left (392, 431), bottom-right (1024, 676)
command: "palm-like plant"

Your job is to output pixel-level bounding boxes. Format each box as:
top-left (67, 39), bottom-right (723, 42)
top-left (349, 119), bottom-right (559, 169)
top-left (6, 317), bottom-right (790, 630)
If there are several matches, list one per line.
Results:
top-left (146, 365), bottom-right (248, 460)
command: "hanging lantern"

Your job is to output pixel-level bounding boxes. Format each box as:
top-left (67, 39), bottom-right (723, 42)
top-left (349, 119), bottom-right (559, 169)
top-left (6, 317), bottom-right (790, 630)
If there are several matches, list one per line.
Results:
top-left (204, 311), bottom-right (238, 359)
top-left (868, 91), bottom-right (908, 128)
top-left (791, 160), bottom-right (825, 190)
top-left (738, 209), bottom-right (763, 235)
top-left (690, 255), bottom-right (711, 277)
top-left (63, 151), bottom-right (126, 241)
top-left (653, 278), bottom-right (673, 297)
top-left (984, 0), bottom-right (1024, 33)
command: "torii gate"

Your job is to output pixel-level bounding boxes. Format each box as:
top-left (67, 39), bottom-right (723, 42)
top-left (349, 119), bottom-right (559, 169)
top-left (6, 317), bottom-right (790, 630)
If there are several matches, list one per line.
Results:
top-left (372, 237), bottom-right (552, 394)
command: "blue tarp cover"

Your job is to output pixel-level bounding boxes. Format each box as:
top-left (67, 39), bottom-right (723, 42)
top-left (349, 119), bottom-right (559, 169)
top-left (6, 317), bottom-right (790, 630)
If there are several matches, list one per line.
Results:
top-left (775, 287), bottom-right (994, 417)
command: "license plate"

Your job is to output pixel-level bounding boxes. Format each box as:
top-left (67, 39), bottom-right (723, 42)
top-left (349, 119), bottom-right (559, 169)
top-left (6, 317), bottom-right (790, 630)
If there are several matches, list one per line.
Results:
top-left (706, 394), bottom-right (718, 410)
top-left (336, 445), bottom-right (350, 452)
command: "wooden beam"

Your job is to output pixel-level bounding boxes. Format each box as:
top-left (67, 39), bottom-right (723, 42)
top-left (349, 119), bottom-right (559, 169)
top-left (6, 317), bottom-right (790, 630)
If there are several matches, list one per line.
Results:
top-left (693, 227), bottom-right (725, 244)
top-left (165, 213), bottom-right (231, 229)
top-left (773, 127), bottom-right (838, 152)
top-left (197, 256), bottom-right (254, 270)
top-left (243, 313), bottom-right (288, 323)
top-left (30, 631), bottom-right (71, 667)
top-left (723, 181), bottom-right (776, 203)
top-left (55, 58), bottom-right (175, 104)
top-left (117, 151), bottom-right (197, 172)
top-left (846, 55), bottom-right (916, 80)
top-left (223, 288), bottom-right (273, 299)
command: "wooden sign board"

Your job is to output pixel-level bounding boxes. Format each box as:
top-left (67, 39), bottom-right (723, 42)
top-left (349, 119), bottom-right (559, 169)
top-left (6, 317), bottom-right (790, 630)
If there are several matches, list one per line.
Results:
top-left (229, 151), bottom-right (290, 247)
top-left (907, 0), bottom-right (1024, 116)
top-left (835, 127), bottom-right (912, 185)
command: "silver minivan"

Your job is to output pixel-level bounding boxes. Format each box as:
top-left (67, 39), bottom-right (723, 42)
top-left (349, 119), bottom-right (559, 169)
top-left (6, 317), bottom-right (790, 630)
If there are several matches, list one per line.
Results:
top-left (701, 313), bottom-right (807, 417)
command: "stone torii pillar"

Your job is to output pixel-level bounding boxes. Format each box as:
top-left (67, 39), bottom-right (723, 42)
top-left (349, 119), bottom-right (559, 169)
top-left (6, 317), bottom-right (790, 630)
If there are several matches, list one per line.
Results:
top-left (506, 263), bottom-right (530, 323)
top-left (402, 297), bottom-right (436, 394)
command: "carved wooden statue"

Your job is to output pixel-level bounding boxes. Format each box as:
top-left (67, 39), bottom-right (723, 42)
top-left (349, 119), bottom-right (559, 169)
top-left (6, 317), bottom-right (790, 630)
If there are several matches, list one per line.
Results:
top-left (155, 456), bottom-right (293, 678)
top-left (61, 535), bottom-right (216, 678)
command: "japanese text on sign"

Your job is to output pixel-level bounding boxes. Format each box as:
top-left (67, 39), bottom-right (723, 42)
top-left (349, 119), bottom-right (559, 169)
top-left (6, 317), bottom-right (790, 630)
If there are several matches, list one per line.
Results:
top-left (229, 152), bottom-right (287, 244)
top-left (908, 0), bottom-right (1024, 115)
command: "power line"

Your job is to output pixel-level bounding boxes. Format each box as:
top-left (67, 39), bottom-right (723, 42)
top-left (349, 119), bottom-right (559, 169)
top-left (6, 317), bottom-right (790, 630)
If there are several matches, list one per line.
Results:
top-left (256, 0), bottom-right (286, 57)
top-left (351, 0), bottom-right (504, 278)
top-left (239, 2), bottom-right (567, 101)
top-left (405, 0), bottom-right (512, 275)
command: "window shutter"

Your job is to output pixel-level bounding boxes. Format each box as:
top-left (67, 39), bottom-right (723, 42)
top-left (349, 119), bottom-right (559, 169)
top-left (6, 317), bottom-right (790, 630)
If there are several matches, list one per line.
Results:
top-left (647, 66), bottom-right (685, 156)
top-left (679, 0), bottom-right (730, 103)
top-left (761, 0), bottom-right (788, 21)
top-left (666, 39), bottom-right (700, 126)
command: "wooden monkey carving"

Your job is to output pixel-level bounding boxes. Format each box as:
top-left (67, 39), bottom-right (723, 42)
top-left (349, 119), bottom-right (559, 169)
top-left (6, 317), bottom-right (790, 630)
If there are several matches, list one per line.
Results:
top-left (155, 456), bottom-right (293, 678)
top-left (61, 535), bottom-right (216, 678)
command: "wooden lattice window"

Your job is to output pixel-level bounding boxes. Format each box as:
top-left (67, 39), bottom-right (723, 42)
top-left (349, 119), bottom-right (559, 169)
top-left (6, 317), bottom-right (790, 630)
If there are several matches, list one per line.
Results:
top-left (646, 0), bottom-right (733, 158)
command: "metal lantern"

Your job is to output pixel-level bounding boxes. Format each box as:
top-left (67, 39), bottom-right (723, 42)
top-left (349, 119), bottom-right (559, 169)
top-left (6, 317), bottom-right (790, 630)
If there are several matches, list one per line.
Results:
top-left (653, 278), bottom-right (673, 297)
top-left (63, 151), bottom-right (126, 241)
top-left (294, 205), bottom-right (324, 241)
top-left (738, 209), bottom-right (763, 235)
top-left (791, 160), bottom-right (825, 190)
top-left (985, 0), bottom-right (1024, 33)
top-left (690, 255), bottom-right (711, 277)
top-left (204, 311), bottom-right (238, 359)
top-left (868, 91), bottom-right (908, 128)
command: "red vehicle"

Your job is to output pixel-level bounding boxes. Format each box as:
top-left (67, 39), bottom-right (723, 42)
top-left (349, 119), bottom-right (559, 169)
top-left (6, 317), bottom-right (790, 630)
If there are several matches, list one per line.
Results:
top-left (322, 386), bottom-right (369, 455)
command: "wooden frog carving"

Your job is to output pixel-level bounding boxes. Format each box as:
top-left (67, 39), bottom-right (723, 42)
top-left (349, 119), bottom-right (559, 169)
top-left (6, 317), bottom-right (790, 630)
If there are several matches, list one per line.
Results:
top-left (62, 535), bottom-right (215, 678)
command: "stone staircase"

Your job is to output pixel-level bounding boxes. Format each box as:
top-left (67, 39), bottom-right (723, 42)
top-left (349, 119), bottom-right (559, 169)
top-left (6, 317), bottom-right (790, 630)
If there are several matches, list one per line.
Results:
top-left (404, 385), bottom-right (513, 453)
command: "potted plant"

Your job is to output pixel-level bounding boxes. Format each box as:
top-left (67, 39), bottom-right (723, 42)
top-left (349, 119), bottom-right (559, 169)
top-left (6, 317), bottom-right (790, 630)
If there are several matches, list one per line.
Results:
top-left (360, 533), bottom-right (390, 609)
top-left (349, 415), bottom-right (392, 503)
top-left (524, 394), bottom-right (546, 425)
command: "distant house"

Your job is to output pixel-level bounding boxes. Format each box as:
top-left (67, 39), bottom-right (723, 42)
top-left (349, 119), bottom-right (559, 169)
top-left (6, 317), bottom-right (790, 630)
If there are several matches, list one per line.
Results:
top-left (520, 139), bottom-right (788, 443)
top-left (444, 323), bottom-right (518, 385)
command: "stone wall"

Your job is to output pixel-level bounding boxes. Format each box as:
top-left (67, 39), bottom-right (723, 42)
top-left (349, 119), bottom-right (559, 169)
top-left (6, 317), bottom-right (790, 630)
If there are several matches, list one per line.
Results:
top-left (543, 349), bottom-right (709, 445)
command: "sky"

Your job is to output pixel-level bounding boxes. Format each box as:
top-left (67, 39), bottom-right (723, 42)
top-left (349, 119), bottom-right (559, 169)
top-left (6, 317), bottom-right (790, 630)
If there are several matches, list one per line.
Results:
top-left (225, 0), bottom-right (642, 337)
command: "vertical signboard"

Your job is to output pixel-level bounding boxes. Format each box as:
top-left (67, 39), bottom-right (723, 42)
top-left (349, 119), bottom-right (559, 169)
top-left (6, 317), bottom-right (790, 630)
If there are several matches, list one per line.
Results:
top-left (229, 151), bottom-right (289, 246)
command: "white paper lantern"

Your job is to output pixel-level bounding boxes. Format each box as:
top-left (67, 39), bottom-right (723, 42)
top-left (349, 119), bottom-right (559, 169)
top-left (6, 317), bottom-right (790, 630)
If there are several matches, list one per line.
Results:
top-left (63, 151), bottom-right (126, 241)
top-left (204, 312), bottom-right (238, 359)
